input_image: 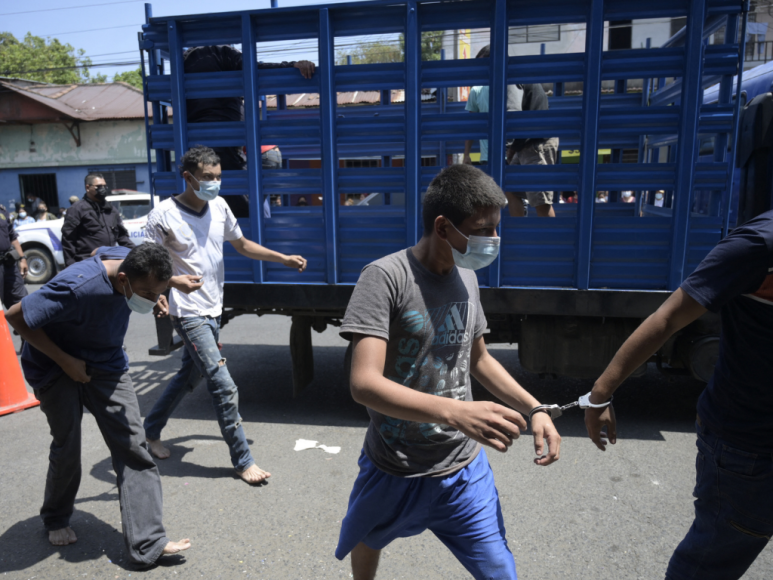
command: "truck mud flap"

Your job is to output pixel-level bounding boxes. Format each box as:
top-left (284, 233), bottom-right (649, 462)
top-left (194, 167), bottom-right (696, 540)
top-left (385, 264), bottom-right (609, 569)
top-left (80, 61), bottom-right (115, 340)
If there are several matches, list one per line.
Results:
top-left (290, 316), bottom-right (314, 397)
top-left (148, 313), bottom-right (184, 356)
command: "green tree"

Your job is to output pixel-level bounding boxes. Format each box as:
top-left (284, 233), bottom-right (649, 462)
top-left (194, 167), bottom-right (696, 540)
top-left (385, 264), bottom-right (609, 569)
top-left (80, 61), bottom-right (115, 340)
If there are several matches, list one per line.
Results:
top-left (0, 32), bottom-right (101, 84)
top-left (407, 30), bottom-right (444, 62)
top-left (113, 67), bottom-right (143, 89)
top-left (336, 40), bottom-right (402, 65)
top-left (336, 30), bottom-right (444, 65)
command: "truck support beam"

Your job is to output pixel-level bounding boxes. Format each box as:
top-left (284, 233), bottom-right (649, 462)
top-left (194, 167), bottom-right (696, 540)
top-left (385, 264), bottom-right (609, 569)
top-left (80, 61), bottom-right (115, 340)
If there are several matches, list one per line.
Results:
top-left (290, 315), bottom-right (314, 397)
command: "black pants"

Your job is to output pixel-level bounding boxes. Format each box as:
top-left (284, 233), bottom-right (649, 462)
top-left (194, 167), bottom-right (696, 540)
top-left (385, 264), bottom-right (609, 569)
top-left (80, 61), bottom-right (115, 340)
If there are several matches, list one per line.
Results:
top-left (35, 369), bottom-right (169, 566)
top-left (0, 261), bottom-right (27, 309)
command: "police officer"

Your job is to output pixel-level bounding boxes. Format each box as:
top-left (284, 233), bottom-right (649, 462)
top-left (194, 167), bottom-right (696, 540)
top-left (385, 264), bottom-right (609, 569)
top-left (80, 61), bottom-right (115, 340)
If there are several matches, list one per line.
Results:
top-left (62, 173), bottom-right (135, 267)
top-left (0, 204), bottom-right (28, 309)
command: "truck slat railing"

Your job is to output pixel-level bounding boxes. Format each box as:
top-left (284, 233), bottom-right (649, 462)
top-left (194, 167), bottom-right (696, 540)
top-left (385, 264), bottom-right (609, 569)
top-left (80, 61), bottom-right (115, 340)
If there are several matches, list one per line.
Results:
top-left (140, 0), bottom-right (748, 293)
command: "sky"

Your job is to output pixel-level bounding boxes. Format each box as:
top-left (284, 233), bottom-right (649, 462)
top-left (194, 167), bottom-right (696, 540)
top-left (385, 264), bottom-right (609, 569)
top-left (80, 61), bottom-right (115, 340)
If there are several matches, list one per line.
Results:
top-left (1, 0), bottom-right (380, 82)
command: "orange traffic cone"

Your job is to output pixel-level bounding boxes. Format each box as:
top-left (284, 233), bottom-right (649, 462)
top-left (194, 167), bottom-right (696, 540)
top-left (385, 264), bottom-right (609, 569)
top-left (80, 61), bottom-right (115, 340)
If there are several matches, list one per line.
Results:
top-left (0, 304), bottom-right (38, 416)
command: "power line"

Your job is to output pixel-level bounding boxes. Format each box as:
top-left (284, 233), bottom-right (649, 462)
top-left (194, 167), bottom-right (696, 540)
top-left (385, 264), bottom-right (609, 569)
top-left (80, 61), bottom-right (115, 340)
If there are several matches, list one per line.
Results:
top-left (40, 23), bottom-right (143, 37)
top-left (1, 60), bottom-right (141, 76)
top-left (0, 0), bottom-right (143, 17)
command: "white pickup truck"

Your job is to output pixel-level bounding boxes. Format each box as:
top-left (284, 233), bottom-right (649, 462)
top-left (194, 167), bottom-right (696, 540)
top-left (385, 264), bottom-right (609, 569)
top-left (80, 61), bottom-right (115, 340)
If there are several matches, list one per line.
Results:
top-left (16, 191), bottom-right (159, 284)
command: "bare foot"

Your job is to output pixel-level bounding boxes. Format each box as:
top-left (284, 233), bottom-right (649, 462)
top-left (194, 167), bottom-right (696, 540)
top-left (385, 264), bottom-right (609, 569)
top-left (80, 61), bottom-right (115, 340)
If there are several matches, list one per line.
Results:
top-left (237, 463), bottom-right (271, 485)
top-left (162, 538), bottom-right (191, 555)
top-left (147, 439), bottom-right (171, 460)
top-left (49, 527), bottom-right (77, 546)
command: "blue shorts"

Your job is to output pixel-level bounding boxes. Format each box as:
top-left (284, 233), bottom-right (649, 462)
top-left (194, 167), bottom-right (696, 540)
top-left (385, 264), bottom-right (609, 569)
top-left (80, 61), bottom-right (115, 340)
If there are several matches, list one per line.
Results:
top-left (335, 448), bottom-right (517, 580)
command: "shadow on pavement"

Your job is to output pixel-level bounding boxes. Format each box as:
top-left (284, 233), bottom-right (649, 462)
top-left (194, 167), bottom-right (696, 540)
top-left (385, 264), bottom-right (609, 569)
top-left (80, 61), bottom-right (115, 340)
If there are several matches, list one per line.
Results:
top-left (127, 342), bottom-right (705, 442)
top-left (86, 436), bottom-right (251, 485)
top-left (130, 344), bottom-right (368, 429)
top-left (0, 510), bottom-right (128, 572)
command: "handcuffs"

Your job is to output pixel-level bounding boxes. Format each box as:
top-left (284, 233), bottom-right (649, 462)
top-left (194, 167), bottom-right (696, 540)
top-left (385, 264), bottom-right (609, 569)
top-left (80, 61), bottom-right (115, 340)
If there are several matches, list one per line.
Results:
top-left (528, 392), bottom-right (613, 423)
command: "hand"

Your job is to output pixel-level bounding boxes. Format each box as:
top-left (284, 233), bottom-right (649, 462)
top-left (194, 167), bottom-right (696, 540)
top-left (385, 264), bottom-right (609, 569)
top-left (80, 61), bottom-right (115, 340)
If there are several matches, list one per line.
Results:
top-left (585, 404), bottom-right (617, 451)
top-left (62, 356), bottom-right (91, 384)
top-left (154, 294), bottom-right (169, 318)
top-left (171, 274), bottom-right (204, 294)
top-left (18, 258), bottom-right (28, 278)
top-left (282, 255), bottom-right (307, 272)
top-left (447, 400), bottom-right (527, 453)
top-left (294, 60), bottom-right (315, 79)
top-left (462, 153), bottom-right (473, 165)
top-left (530, 412), bottom-right (561, 466)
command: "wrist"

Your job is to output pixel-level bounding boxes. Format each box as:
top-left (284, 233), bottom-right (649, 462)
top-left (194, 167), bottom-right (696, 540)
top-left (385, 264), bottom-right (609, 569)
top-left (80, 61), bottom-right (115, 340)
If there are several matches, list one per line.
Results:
top-left (439, 398), bottom-right (461, 428)
top-left (589, 386), bottom-right (613, 405)
top-left (529, 406), bottom-right (550, 422)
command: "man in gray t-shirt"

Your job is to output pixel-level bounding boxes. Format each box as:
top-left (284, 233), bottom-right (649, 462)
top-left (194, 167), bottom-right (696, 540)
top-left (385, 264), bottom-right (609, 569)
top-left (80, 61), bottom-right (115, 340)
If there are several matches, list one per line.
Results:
top-left (335, 164), bottom-right (562, 580)
top-left (341, 248), bottom-right (487, 477)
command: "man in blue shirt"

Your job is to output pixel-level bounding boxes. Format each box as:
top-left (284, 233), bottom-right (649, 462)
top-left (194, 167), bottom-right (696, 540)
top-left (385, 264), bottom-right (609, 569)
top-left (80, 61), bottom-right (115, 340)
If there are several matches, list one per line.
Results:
top-left (585, 210), bottom-right (773, 580)
top-left (4, 243), bottom-right (191, 567)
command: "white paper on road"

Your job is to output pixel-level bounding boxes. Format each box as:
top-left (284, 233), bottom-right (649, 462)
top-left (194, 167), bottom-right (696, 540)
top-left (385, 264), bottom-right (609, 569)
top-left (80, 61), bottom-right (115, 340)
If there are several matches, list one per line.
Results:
top-left (294, 439), bottom-right (341, 454)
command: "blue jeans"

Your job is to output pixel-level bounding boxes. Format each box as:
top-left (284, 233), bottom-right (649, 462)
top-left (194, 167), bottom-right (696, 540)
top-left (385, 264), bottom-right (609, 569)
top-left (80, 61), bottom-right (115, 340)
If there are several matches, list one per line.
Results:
top-left (666, 418), bottom-right (773, 580)
top-left (143, 315), bottom-right (254, 472)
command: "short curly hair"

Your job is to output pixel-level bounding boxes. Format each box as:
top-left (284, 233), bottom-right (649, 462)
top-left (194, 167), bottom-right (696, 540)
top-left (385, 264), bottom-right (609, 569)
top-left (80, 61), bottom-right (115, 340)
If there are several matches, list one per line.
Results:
top-left (179, 145), bottom-right (221, 177)
top-left (118, 243), bottom-right (174, 283)
top-left (422, 164), bottom-right (507, 234)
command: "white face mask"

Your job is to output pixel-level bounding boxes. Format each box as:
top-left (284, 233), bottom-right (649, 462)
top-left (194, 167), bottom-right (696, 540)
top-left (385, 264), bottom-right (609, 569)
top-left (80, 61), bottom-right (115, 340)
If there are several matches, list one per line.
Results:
top-left (446, 220), bottom-right (500, 270)
top-left (122, 277), bottom-right (156, 315)
top-left (189, 174), bottom-right (221, 201)
top-left (18, 212), bottom-right (27, 219)
top-left (655, 193), bottom-right (664, 201)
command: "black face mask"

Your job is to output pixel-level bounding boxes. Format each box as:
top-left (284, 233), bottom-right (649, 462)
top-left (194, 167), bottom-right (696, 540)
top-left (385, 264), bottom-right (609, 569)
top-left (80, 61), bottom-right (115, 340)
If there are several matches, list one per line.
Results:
top-left (94, 185), bottom-right (109, 199)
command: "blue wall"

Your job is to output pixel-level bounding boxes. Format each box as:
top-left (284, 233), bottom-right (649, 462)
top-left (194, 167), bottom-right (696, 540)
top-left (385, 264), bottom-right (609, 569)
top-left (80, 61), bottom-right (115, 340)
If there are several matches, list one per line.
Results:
top-left (0, 163), bottom-right (150, 211)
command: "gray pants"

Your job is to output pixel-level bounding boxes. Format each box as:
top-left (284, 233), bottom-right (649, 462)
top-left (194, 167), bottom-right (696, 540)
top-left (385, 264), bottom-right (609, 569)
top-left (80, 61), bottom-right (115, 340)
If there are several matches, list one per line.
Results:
top-left (36, 369), bottom-right (169, 566)
top-left (509, 137), bottom-right (560, 207)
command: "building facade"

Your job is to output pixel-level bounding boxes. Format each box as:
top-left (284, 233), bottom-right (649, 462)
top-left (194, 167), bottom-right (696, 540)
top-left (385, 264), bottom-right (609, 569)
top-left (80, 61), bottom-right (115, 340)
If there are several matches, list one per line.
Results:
top-left (0, 79), bottom-right (152, 213)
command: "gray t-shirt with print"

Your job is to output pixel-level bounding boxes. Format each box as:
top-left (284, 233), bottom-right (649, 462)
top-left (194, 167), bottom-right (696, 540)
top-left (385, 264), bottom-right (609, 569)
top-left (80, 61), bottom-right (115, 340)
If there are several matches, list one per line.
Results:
top-left (340, 248), bottom-right (486, 477)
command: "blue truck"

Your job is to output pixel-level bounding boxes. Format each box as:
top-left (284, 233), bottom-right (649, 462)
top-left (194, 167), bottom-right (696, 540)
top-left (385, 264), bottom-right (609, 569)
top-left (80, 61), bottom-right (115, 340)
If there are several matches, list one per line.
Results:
top-left (139, 0), bottom-right (753, 394)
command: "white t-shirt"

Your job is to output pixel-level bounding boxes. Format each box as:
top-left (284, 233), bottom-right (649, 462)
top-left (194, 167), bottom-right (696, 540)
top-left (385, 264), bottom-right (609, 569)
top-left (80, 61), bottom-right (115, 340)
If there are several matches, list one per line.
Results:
top-left (145, 196), bottom-right (243, 318)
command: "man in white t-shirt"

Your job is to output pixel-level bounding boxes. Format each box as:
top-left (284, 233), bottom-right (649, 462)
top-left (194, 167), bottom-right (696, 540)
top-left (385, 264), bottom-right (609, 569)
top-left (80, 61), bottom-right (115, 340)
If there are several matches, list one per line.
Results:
top-left (143, 145), bottom-right (307, 485)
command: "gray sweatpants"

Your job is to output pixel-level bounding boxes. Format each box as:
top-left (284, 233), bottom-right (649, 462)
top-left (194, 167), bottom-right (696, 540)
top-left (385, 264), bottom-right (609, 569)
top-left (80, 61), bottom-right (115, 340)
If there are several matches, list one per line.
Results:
top-left (35, 368), bottom-right (169, 566)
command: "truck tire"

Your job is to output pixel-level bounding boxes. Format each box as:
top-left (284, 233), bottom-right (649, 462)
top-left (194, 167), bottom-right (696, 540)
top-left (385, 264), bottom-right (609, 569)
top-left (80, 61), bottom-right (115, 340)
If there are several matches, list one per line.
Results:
top-left (23, 247), bottom-right (55, 284)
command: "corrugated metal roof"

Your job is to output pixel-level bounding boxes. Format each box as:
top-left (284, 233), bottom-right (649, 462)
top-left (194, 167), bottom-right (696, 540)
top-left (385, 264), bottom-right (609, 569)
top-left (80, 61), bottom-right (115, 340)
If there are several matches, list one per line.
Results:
top-left (0, 80), bottom-right (150, 121)
top-left (264, 89), bottom-right (436, 109)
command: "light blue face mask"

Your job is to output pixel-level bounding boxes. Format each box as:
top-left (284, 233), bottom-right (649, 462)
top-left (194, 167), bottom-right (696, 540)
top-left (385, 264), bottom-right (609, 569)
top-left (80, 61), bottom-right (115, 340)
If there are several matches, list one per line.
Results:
top-left (190, 174), bottom-right (221, 201)
top-left (446, 221), bottom-right (500, 270)
top-left (122, 278), bottom-right (156, 315)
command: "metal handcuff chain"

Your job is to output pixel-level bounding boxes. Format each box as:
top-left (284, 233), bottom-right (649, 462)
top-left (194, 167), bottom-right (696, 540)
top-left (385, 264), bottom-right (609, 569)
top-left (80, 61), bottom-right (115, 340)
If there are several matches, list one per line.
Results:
top-left (527, 392), bottom-right (613, 423)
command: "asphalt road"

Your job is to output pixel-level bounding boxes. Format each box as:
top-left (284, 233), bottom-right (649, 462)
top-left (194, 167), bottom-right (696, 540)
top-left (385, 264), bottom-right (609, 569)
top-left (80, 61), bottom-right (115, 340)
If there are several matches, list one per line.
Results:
top-left (1, 290), bottom-right (771, 580)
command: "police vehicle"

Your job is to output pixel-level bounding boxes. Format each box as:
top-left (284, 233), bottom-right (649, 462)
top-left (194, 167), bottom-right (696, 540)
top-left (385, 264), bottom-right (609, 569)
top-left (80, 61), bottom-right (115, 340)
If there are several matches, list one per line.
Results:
top-left (16, 191), bottom-right (158, 284)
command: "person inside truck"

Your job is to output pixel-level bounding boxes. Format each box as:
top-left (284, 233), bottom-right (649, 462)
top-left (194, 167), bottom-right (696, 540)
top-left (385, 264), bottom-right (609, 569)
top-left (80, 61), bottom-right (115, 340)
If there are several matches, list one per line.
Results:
top-left (336, 164), bottom-right (561, 580)
top-left (183, 44), bottom-right (315, 218)
top-left (462, 47), bottom-right (523, 168)
top-left (463, 45), bottom-right (558, 219)
top-left (4, 243), bottom-right (190, 565)
top-left (585, 209), bottom-right (773, 580)
top-left (142, 145), bottom-right (308, 485)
